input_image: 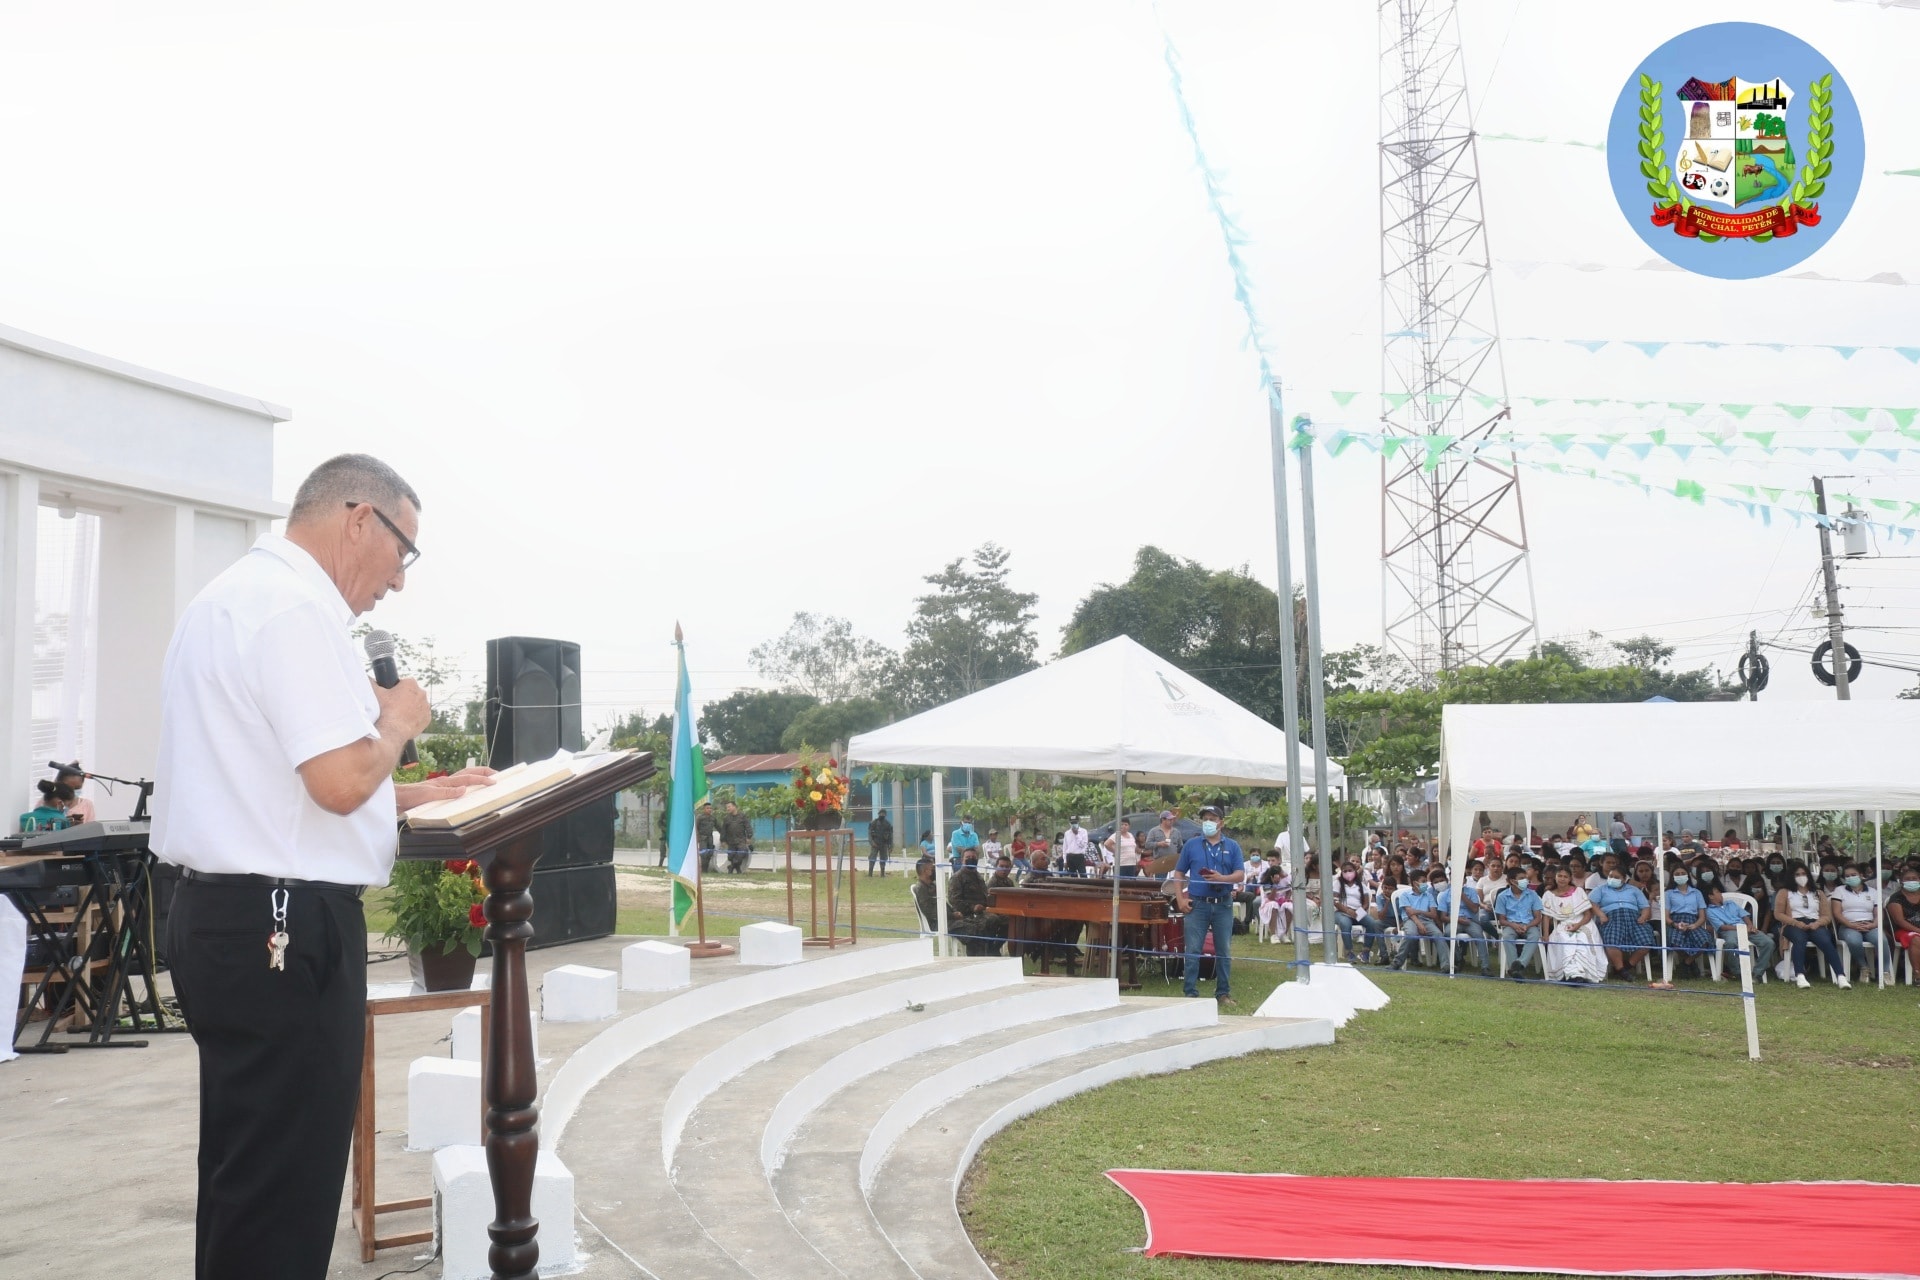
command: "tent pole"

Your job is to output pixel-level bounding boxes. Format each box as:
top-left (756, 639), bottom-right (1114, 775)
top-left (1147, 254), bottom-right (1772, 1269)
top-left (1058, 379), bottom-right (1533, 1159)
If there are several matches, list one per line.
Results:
top-left (1875, 811), bottom-right (1886, 990)
top-left (933, 770), bottom-right (948, 957)
top-left (1111, 771), bottom-right (1125, 981)
top-left (1265, 393), bottom-right (1311, 979)
top-left (1295, 425), bottom-right (1339, 964)
top-left (1656, 812), bottom-right (1670, 983)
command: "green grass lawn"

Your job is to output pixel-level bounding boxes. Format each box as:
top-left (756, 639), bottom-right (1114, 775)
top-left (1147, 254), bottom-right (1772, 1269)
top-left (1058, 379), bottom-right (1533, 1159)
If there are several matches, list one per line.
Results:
top-left (962, 964), bottom-right (1918, 1280)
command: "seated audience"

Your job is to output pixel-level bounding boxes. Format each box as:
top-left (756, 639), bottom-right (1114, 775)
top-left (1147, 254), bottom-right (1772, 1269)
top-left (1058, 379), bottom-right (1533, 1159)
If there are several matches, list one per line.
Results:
top-left (1328, 860), bottom-right (1370, 963)
top-left (1705, 883), bottom-right (1776, 979)
top-left (1392, 872), bottom-right (1444, 970)
top-left (1828, 862), bottom-right (1882, 981)
top-left (1886, 864), bottom-right (1920, 979)
top-left (1774, 861), bottom-right (1850, 989)
top-left (1663, 865), bottom-right (1713, 979)
top-left (1434, 872), bottom-right (1490, 975)
top-left (1540, 864), bottom-right (1606, 983)
top-left (1590, 865), bottom-right (1654, 980)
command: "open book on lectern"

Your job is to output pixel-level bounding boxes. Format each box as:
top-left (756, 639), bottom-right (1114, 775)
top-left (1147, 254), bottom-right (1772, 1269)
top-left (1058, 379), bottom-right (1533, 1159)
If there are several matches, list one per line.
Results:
top-left (402, 748), bottom-right (636, 830)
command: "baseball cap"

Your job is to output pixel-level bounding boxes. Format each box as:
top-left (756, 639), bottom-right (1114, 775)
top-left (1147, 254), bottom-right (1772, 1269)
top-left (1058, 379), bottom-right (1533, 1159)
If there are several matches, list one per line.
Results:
top-left (1198, 804), bottom-right (1222, 818)
top-left (1160, 810), bottom-right (1175, 820)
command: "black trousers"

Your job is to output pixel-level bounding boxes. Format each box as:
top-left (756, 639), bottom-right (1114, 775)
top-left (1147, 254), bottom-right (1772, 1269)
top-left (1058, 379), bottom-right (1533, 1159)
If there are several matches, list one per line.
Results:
top-left (168, 878), bottom-right (367, 1280)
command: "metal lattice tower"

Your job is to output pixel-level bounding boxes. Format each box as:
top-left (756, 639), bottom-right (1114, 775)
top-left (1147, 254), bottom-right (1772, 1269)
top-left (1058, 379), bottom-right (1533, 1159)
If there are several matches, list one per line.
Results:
top-left (1378, 0), bottom-right (1539, 679)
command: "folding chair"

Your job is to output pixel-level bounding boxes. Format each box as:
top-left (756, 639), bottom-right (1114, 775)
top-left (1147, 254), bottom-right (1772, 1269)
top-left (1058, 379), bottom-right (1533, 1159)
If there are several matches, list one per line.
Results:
top-left (1710, 892), bottom-right (1763, 983)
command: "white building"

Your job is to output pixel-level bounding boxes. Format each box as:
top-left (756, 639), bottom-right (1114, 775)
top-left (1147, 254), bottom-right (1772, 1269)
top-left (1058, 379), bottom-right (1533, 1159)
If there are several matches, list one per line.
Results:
top-left (0, 323), bottom-right (287, 819)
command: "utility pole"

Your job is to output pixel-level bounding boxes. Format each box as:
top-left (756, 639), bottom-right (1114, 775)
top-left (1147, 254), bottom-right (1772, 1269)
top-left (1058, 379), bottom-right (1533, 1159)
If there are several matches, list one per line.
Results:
top-left (1813, 476), bottom-right (1850, 700)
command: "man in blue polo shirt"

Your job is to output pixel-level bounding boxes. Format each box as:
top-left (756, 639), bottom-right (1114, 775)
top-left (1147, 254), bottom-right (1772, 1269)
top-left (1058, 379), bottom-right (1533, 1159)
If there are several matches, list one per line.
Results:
top-left (1493, 866), bottom-right (1544, 979)
top-left (1172, 805), bottom-right (1245, 1005)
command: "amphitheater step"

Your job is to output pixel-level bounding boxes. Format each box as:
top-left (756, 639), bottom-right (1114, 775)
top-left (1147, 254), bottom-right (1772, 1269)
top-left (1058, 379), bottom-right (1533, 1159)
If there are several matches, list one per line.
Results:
top-left (864, 1016), bottom-right (1335, 1278)
top-left (559, 954), bottom-right (1026, 1278)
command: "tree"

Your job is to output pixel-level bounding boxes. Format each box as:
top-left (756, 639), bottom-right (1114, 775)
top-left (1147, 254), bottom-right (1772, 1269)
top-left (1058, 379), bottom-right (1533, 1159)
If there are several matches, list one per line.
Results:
top-left (890, 543), bottom-right (1039, 710)
top-left (779, 697), bottom-right (892, 753)
top-left (749, 613), bottom-right (896, 702)
top-left (698, 690), bottom-right (818, 755)
top-left (1329, 642), bottom-right (1738, 788)
top-left (1059, 545), bottom-right (1307, 726)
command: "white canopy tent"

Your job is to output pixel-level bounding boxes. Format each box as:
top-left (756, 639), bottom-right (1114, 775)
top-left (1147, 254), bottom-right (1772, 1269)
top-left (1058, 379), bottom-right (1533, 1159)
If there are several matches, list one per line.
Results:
top-left (848, 635), bottom-right (1343, 976)
top-left (1439, 700), bottom-right (1920, 988)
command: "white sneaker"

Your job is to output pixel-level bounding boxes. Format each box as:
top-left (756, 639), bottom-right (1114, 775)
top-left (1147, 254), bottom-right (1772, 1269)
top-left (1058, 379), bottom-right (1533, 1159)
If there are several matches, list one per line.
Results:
top-left (1835, 974), bottom-right (1852, 989)
top-left (1795, 974), bottom-right (1812, 989)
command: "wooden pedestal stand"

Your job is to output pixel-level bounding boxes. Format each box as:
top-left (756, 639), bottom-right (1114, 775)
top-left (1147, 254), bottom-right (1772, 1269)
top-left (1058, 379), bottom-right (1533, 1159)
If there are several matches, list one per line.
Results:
top-left (396, 750), bottom-right (655, 1280)
top-left (680, 871), bottom-right (736, 958)
top-left (784, 828), bottom-right (857, 947)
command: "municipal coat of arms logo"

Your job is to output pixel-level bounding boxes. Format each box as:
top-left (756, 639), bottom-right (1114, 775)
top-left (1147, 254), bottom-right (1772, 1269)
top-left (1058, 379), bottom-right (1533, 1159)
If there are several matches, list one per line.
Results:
top-left (1640, 72), bottom-right (1830, 241)
top-left (1607, 24), bottom-right (1862, 280)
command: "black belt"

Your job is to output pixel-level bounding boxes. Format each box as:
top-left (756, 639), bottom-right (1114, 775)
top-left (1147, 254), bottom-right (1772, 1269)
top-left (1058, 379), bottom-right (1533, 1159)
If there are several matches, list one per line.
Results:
top-left (180, 868), bottom-right (366, 899)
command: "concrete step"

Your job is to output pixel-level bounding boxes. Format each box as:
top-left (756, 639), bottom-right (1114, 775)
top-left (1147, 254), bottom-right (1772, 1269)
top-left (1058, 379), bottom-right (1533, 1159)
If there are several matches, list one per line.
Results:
top-left (558, 955), bottom-right (1016, 1279)
top-left (765, 996), bottom-right (1221, 1278)
top-left (675, 983), bottom-right (1133, 1280)
top-left (542, 939), bottom-right (936, 1148)
top-left (864, 1016), bottom-right (1336, 1279)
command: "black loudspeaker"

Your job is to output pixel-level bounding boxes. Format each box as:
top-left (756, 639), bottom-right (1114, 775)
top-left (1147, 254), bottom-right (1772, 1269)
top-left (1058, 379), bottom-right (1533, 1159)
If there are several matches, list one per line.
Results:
top-left (528, 862), bottom-right (618, 949)
top-left (484, 636), bottom-right (615, 946)
top-left (485, 637), bottom-right (583, 768)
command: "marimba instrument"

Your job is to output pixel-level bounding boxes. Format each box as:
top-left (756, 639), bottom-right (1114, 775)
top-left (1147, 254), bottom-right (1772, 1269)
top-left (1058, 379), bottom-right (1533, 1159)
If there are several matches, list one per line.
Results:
top-left (987, 874), bottom-right (1171, 987)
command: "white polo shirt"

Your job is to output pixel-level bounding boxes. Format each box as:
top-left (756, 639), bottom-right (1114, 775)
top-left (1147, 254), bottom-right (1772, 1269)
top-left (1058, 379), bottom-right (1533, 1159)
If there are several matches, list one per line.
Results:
top-left (153, 533), bottom-right (398, 886)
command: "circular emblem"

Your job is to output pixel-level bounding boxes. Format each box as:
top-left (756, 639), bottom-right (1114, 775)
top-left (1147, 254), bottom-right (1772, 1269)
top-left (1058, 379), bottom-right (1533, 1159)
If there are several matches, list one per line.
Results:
top-left (1606, 22), bottom-right (1864, 279)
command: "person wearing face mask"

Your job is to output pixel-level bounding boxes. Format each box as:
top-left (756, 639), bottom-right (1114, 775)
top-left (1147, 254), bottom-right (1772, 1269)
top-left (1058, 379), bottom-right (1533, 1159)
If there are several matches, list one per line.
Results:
top-left (1493, 866), bottom-right (1544, 977)
top-left (1329, 860), bottom-right (1370, 963)
top-left (1363, 861), bottom-right (1408, 964)
top-left (1773, 860), bottom-right (1849, 989)
top-left (1590, 862), bottom-right (1655, 980)
top-left (1703, 881), bottom-right (1776, 981)
top-left (948, 819), bottom-right (981, 869)
top-left (1390, 872), bottom-right (1444, 970)
top-left (1663, 867), bottom-right (1714, 979)
top-left (1059, 817), bottom-right (1090, 877)
top-left (1886, 865), bottom-right (1920, 979)
top-left (1171, 806), bottom-right (1244, 1004)
top-left (1763, 854), bottom-right (1787, 894)
top-left (1433, 871), bottom-right (1491, 976)
top-left (1827, 862), bottom-right (1882, 982)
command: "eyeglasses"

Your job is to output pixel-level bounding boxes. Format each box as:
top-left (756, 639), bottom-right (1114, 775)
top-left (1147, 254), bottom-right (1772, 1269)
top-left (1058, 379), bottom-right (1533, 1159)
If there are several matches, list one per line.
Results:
top-left (346, 501), bottom-right (420, 570)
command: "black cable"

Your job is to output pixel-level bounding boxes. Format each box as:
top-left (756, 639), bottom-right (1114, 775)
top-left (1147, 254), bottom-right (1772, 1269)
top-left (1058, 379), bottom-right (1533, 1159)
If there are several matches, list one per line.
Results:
top-left (371, 1244), bottom-right (440, 1280)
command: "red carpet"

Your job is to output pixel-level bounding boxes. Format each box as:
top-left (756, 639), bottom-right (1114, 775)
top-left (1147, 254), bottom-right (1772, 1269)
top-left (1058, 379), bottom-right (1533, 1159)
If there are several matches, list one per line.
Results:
top-left (1106, 1169), bottom-right (1920, 1278)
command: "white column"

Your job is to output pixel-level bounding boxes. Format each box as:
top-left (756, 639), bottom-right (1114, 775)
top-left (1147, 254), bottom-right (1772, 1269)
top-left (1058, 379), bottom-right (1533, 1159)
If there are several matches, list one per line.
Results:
top-left (931, 771), bottom-right (948, 956)
top-left (0, 471), bottom-right (41, 804)
top-left (92, 501), bottom-right (190, 816)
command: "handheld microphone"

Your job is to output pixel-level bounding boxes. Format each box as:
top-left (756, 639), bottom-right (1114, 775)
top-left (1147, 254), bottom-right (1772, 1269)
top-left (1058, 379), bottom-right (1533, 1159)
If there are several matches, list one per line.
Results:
top-left (363, 630), bottom-right (419, 767)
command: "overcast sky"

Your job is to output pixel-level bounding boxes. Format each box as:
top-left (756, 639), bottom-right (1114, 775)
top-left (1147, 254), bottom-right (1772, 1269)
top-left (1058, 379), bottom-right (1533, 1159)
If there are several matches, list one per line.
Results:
top-left (3, 0), bottom-right (1916, 722)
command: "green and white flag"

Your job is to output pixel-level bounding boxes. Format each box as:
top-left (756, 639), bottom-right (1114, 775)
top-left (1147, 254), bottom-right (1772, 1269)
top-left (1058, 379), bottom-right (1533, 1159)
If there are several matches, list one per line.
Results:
top-left (666, 626), bottom-right (707, 933)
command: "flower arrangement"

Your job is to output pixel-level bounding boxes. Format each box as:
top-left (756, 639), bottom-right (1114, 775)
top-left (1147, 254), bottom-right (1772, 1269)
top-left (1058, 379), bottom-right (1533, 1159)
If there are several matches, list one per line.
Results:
top-left (792, 751), bottom-right (850, 820)
top-left (385, 857), bottom-right (488, 958)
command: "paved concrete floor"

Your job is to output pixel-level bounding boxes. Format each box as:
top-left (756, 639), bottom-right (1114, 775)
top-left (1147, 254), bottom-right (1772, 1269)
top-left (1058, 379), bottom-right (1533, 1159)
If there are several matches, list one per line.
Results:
top-left (0, 934), bottom-right (680, 1278)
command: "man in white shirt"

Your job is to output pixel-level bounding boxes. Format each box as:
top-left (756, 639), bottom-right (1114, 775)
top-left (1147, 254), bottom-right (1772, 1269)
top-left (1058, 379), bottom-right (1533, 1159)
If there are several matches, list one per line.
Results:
top-left (1060, 818), bottom-right (1091, 876)
top-left (155, 455), bottom-right (488, 1280)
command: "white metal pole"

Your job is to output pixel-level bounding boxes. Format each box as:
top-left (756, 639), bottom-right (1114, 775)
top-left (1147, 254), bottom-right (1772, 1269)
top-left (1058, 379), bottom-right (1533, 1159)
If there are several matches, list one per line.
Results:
top-left (1265, 394), bottom-right (1310, 977)
top-left (1656, 812), bottom-right (1671, 983)
top-left (932, 771), bottom-right (948, 957)
top-left (1295, 424), bottom-right (1340, 964)
top-left (1875, 811), bottom-right (1887, 990)
top-left (1735, 920), bottom-right (1761, 1060)
top-left (1110, 771), bottom-right (1125, 981)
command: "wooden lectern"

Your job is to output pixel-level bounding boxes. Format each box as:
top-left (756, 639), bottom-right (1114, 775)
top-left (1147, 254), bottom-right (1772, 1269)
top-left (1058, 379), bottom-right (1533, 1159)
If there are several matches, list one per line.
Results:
top-left (396, 751), bottom-right (655, 1280)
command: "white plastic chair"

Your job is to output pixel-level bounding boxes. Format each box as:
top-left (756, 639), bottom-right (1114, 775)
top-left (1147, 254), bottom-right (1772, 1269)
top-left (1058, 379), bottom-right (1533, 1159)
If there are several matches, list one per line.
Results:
top-left (1709, 892), bottom-right (1763, 983)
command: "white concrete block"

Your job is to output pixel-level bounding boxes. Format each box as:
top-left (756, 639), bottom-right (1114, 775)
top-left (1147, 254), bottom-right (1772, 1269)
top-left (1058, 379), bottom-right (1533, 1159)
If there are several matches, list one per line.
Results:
top-left (407, 1057), bottom-right (481, 1151)
top-left (542, 964), bottom-right (619, 1022)
top-left (739, 921), bottom-right (803, 967)
top-left (433, 1144), bottom-right (579, 1280)
top-left (622, 939), bottom-right (691, 992)
top-left (1253, 963), bottom-right (1389, 1028)
top-left (449, 1005), bottom-right (537, 1061)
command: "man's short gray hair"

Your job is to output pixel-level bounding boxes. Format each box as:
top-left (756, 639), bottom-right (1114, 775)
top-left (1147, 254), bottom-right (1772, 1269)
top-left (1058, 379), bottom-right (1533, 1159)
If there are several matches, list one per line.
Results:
top-left (287, 454), bottom-right (421, 525)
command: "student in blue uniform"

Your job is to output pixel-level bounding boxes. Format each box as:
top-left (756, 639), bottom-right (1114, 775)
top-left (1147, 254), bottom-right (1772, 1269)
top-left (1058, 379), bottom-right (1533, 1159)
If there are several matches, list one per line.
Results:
top-left (1493, 866), bottom-right (1544, 978)
top-left (1432, 871), bottom-right (1490, 975)
top-left (1590, 861), bottom-right (1656, 980)
top-left (1663, 867), bottom-right (1713, 979)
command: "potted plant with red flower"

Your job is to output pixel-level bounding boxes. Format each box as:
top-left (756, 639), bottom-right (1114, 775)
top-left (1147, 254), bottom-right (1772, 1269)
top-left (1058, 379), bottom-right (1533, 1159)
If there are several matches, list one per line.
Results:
top-left (385, 857), bottom-right (488, 991)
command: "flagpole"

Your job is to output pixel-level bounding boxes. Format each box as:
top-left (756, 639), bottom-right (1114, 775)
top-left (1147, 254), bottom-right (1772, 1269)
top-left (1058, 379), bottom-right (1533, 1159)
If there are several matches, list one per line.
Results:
top-left (674, 622), bottom-right (733, 958)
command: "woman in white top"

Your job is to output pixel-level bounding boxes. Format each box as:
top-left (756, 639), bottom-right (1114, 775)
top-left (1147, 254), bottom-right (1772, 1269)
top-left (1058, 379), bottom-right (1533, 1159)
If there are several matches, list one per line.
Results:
top-left (1773, 861), bottom-right (1850, 989)
top-left (1540, 865), bottom-right (1607, 983)
top-left (1828, 862), bottom-right (1882, 981)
